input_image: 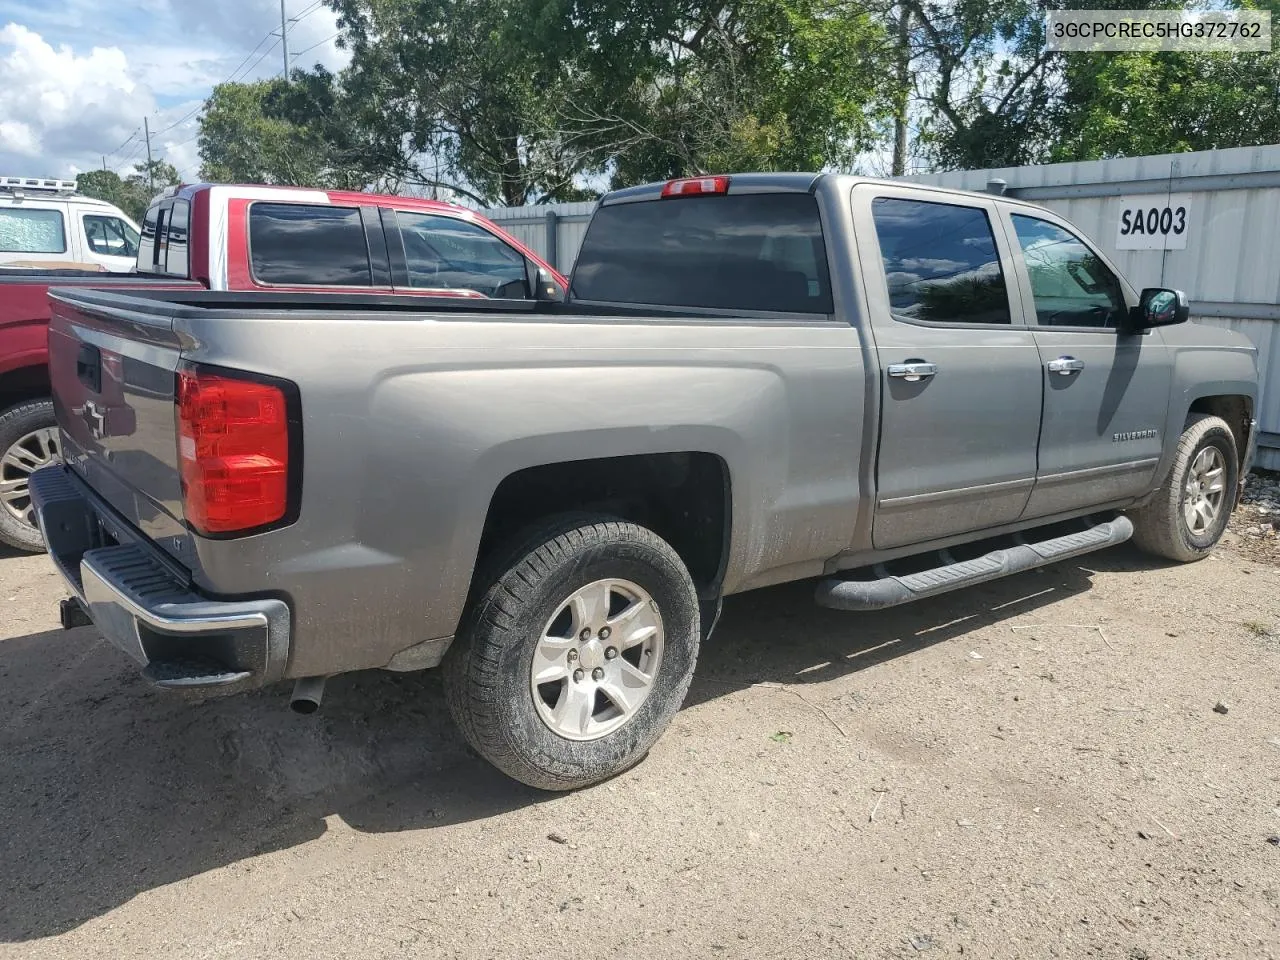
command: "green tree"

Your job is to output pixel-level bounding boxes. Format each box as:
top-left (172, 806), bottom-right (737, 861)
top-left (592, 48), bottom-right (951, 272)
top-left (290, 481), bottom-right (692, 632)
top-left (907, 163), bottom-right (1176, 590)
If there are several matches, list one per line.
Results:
top-left (77, 170), bottom-right (135, 215)
top-left (903, 0), bottom-right (1059, 170)
top-left (1052, 48), bottom-right (1280, 160)
top-left (331, 0), bottom-right (891, 202)
top-left (78, 162), bottom-right (180, 221)
top-left (597, 0), bottom-right (892, 185)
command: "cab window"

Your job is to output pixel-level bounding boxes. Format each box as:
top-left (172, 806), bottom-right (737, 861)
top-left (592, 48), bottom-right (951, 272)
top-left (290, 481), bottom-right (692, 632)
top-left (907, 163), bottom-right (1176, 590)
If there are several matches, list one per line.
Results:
top-left (0, 207), bottom-right (66, 254)
top-left (398, 213), bottom-right (528, 297)
top-left (84, 214), bottom-right (140, 258)
top-left (870, 197), bottom-right (1011, 325)
top-left (1010, 214), bottom-right (1126, 328)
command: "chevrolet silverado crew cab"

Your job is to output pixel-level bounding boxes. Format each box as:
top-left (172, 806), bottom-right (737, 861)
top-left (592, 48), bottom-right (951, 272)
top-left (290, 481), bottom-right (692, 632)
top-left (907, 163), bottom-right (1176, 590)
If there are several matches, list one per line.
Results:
top-left (0, 182), bottom-right (565, 550)
top-left (31, 173), bottom-right (1258, 790)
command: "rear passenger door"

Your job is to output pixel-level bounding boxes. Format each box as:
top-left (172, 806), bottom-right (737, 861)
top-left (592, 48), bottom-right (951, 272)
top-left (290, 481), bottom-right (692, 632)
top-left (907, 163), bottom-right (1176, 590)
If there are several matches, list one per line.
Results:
top-left (1000, 209), bottom-right (1172, 517)
top-left (852, 186), bottom-right (1043, 550)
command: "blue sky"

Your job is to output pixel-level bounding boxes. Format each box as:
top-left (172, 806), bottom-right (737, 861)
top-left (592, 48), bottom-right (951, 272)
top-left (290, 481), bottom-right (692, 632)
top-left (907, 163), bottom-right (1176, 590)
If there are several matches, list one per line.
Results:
top-left (0, 0), bottom-right (347, 181)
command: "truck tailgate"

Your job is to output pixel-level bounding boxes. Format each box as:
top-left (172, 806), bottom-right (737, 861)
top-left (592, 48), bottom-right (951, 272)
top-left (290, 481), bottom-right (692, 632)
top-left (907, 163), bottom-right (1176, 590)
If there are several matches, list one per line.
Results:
top-left (48, 290), bottom-right (189, 551)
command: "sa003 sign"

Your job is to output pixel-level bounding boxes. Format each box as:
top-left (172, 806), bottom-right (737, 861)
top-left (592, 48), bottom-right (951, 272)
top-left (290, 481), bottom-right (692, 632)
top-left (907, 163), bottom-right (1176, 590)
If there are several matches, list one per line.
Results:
top-left (1115, 193), bottom-right (1191, 250)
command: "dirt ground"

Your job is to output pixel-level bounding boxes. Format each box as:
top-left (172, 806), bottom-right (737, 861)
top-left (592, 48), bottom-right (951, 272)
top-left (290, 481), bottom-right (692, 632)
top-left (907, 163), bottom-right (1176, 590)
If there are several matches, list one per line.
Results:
top-left (2, 506), bottom-right (1279, 959)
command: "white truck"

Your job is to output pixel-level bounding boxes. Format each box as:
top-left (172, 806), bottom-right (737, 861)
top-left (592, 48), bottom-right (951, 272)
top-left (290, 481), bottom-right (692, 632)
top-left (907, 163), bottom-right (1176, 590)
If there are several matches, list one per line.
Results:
top-left (0, 176), bottom-right (140, 273)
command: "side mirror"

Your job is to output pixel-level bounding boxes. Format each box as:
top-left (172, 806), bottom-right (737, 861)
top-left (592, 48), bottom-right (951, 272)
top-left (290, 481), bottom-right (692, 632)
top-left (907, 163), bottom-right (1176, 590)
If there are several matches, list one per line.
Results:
top-left (1127, 287), bottom-right (1189, 332)
top-left (526, 258), bottom-right (564, 302)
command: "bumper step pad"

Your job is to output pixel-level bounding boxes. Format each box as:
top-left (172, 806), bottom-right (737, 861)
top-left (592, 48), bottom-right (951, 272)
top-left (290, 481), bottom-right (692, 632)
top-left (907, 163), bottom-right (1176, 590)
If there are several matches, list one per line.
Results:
top-left (815, 515), bottom-right (1134, 612)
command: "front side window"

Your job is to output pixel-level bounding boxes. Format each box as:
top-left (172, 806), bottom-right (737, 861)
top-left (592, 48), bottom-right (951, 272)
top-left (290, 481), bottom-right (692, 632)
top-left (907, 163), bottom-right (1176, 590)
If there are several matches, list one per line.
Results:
top-left (84, 215), bottom-right (140, 258)
top-left (248, 203), bottom-right (372, 286)
top-left (0, 207), bottom-right (67, 254)
top-left (871, 197), bottom-right (1011, 325)
top-left (399, 213), bottom-right (528, 297)
top-left (1010, 214), bottom-right (1126, 328)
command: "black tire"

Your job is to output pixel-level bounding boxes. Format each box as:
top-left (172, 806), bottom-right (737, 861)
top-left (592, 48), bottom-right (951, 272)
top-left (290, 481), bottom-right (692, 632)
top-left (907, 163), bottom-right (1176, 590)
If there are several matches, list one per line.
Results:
top-left (1129, 413), bottom-right (1238, 563)
top-left (443, 514), bottom-right (700, 791)
top-left (0, 399), bottom-right (60, 552)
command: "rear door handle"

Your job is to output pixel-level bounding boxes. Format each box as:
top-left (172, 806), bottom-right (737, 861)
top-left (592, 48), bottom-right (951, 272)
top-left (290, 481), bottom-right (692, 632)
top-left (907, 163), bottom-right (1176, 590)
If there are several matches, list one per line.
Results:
top-left (887, 361), bottom-right (938, 382)
top-left (1046, 356), bottom-right (1085, 375)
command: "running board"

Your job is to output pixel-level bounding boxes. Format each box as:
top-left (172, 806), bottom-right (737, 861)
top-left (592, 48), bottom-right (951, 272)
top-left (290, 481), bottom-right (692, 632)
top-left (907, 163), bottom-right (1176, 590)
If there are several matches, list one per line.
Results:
top-left (814, 516), bottom-right (1133, 612)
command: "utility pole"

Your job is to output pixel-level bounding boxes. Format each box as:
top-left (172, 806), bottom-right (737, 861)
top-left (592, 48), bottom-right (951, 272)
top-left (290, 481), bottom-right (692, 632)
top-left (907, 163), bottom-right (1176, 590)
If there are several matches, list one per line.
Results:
top-left (280, 0), bottom-right (290, 78)
top-left (143, 116), bottom-right (155, 191)
top-left (101, 155), bottom-right (107, 172)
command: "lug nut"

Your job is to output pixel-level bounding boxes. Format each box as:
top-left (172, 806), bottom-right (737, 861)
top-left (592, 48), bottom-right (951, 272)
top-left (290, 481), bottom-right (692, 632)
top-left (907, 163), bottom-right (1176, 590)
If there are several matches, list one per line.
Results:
top-left (573, 668), bottom-right (585, 683)
top-left (567, 648), bottom-right (578, 662)
top-left (599, 626), bottom-right (611, 640)
top-left (592, 667), bottom-right (605, 681)
top-left (579, 628), bottom-right (591, 641)
top-left (605, 647), bottom-right (618, 660)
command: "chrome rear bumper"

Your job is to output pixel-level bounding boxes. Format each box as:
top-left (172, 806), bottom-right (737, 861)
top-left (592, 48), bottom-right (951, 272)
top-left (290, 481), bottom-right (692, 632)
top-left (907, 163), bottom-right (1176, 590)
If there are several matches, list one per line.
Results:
top-left (30, 465), bottom-right (290, 695)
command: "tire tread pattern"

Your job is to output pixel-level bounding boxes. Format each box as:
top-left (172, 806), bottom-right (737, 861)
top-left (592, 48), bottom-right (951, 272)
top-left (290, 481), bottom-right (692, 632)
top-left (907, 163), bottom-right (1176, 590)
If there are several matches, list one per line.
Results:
top-left (443, 513), bottom-right (699, 791)
top-left (1129, 413), bottom-right (1237, 563)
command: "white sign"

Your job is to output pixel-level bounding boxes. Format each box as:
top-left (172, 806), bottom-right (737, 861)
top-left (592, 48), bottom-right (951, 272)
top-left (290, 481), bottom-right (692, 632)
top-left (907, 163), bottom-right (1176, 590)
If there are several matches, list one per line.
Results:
top-left (1115, 193), bottom-right (1191, 250)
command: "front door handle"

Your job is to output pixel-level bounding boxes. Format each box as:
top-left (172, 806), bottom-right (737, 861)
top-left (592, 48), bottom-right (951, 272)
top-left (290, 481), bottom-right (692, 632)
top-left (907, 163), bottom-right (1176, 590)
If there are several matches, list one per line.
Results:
top-left (1047, 356), bottom-right (1085, 375)
top-left (887, 361), bottom-right (938, 382)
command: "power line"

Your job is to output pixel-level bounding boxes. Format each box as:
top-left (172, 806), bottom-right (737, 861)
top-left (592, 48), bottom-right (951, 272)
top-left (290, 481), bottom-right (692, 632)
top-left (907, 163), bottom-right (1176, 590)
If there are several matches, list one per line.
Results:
top-left (154, 103), bottom-right (203, 137)
top-left (239, 35), bottom-right (283, 82)
top-left (104, 128), bottom-right (140, 161)
top-left (290, 0), bottom-right (326, 22)
top-left (292, 31), bottom-right (338, 59)
top-left (223, 32), bottom-right (275, 85)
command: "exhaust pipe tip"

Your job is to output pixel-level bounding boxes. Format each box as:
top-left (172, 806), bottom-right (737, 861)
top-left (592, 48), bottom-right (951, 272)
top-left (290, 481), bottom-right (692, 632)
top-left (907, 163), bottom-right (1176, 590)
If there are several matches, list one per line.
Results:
top-left (290, 676), bottom-right (327, 714)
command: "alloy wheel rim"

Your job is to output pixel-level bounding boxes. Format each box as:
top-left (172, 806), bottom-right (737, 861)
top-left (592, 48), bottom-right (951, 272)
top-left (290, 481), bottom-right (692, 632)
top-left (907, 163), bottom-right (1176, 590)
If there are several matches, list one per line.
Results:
top-left (1182, 445), bottom-right (1226, 536)
top-left (531, 577), bottom-right (664, 742)
top-left (0, 427), bottom-right (60, 530)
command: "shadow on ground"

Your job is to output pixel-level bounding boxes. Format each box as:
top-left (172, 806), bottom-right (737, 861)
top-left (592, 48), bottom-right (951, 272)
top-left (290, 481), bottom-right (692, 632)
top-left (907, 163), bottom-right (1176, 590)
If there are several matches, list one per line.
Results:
top-left (0, 545), bottom-right (1166, 941)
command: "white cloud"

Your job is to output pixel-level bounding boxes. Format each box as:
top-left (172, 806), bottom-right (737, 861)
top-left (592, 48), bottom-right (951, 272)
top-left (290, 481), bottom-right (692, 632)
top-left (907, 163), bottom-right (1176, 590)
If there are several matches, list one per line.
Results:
top-left (0, 2), bottom-right (350, 182)
top-left (0, 23), bottom-right (154, 177)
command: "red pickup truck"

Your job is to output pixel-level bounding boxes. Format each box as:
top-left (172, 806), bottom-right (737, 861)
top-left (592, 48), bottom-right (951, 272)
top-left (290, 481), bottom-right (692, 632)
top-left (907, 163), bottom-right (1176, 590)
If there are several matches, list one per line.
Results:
top-left (0, 184), bottom-right (566, 550)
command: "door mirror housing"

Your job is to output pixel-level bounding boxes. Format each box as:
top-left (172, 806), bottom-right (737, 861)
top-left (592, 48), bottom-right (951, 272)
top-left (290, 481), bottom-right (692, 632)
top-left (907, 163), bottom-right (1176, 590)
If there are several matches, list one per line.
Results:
top-left (526, 258), bottom-right (564, 301)
top-left (1127, 287), bottom-right (1189, 332)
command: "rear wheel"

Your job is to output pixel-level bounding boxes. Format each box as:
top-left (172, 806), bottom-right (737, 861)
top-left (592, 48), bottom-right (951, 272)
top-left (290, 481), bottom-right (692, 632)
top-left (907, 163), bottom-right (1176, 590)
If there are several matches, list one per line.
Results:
top-left (443, 515), bottom-right (700, 791)
top-left (0, 399), bottom-right (61, 552)
top-left (1129, 413), bottom-right (1237, 562)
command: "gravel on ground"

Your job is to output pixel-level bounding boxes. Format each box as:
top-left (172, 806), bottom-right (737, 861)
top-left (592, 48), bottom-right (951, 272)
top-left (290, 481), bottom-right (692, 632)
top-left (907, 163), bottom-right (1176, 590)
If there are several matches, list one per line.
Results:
top-left (2, 479), bottom-right (1278, 959)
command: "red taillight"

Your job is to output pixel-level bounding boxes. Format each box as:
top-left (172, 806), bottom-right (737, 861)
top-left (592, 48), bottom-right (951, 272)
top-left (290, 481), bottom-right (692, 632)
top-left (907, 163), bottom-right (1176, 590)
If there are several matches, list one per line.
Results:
top-left (660, 176), bottom-right (730, 198)
top-left (176, 365), bottom-right (294, 535)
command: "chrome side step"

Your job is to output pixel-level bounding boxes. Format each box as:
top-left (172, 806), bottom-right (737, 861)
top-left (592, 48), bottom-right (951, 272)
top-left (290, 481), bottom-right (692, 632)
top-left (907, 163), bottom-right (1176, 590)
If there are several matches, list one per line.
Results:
top-left (814, 515), bottom-right (1134, 612)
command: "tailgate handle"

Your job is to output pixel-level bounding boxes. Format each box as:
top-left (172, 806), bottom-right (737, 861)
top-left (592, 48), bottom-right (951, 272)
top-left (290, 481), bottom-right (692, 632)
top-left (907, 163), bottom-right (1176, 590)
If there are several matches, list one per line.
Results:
top-left (77, 344), bottom-right (102, 393)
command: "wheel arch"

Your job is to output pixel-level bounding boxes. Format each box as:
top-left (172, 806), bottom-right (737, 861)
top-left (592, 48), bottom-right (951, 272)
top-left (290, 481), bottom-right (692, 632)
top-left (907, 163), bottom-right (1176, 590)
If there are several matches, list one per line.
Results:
top-left (0, 363), bottom-right (52, 414)
top-left (474, 451), bottom-right (733, 629)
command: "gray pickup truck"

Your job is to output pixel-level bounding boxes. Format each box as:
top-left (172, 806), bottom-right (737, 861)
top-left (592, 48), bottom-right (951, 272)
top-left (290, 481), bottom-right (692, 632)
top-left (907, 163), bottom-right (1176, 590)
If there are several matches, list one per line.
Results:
top-left (31, 173), bottom-right (1258, 790)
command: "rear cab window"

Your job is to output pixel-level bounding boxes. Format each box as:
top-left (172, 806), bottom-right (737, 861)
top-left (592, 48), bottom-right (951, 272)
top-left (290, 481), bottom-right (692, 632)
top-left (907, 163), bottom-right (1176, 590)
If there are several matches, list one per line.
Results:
top-left (248, 203), bottom-right (372, 286)
top-left (0, 205), bottom-right (67, 254)
top-left (571, 193), bottom-right (833, 314)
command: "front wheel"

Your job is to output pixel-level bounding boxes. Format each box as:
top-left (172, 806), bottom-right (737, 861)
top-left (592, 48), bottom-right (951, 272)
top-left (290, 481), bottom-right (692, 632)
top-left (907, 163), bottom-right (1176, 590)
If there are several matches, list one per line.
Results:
top-left (0, 399), bottom-right (61, 552)
top-left (443, 515), bottom-right (700, 791)
top-left (1129, 413), bottom-right (1238, 562)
